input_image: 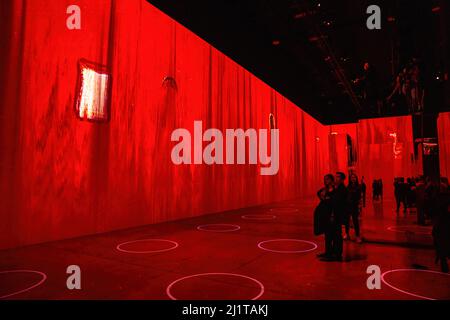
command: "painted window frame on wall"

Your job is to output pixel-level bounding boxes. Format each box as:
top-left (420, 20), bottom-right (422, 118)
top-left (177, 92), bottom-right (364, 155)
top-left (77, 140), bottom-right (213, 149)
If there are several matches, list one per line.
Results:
top-left (74, 59), bottom-right (112, 123)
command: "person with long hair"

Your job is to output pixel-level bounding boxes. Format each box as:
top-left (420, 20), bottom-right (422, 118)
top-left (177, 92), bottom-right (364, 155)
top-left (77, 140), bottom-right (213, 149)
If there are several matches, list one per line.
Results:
top-left (345, 173), bottom-right (362, 243)
top-left (315, 174), bottom-right (335, 259)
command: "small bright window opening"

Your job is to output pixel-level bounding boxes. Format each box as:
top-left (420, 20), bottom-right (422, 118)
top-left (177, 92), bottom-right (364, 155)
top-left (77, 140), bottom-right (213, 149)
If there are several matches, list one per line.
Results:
top-left (75, 60), bottom-right (111, 122)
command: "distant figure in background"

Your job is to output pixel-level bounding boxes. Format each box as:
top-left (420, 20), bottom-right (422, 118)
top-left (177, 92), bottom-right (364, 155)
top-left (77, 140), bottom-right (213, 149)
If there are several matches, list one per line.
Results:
top-left (361, 177), bottom-right (367, 207)
top-left (372, 179), bottom-right (383, 201)
top-left (379, 179), bottom-right (383, 201)
top-left (405, 178), bottom-right (412, 208)
top-left (321, 172), bottom-right (348, 262)
top-left (345, 173), bottom-right (362, 243)
top-left (394, 177), bottom-right (399, 203)
top-left (432, 178), bottom-right (450, 273)
top-left (386, 57), bottom-right (425, 115)
top-left (315, 174), bottom-right (335, 260)
top-left (394, 177), bottom-right (407, 215)
top-left (355, 62), bottom-right (382, 115)
top-left (415, 176), bottom-right (426, 225)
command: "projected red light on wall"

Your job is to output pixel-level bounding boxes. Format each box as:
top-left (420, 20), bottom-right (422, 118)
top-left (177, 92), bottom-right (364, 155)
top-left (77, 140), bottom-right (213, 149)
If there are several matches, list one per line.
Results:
top-left (389, 132), bottom-right (403, 159)
top-left (75, 59), bottom-right (111, 122)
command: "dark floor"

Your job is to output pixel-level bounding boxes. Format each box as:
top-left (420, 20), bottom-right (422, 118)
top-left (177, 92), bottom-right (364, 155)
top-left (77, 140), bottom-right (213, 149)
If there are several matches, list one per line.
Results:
top-left (361, 199), bottom-right (434, 247)
top-left (1, 198), bottom-right (449, 300)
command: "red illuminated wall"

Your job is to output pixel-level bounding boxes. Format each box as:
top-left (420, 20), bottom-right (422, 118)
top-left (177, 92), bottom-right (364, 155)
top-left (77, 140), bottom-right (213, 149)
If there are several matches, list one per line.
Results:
top-left (438, 112), bottom-right (450, 179)
top-left (327, 123), bottom-right (358, 173)
top-left (0, 1), bottom-right (424, 250)
top-left (356, 116), bottom-right (421, 199)
top-left (0, 0), bottom-right (331, 249)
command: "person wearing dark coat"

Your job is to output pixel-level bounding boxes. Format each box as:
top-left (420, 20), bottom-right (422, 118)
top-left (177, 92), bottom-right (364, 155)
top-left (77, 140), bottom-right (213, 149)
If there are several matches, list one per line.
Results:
top-left (321, 172), bottom-right (348, 262)
top-left (425, 177), bottom-right (438, 220)
top-left (315, 174), bottom-right (335, 259)
top-left (345, 173), bottom-right (362, 243)
top-left (406, 178), bottom-right (416, 208)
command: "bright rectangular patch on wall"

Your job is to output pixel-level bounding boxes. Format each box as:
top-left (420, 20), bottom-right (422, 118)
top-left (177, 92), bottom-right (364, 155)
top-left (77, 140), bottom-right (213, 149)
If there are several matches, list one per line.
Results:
top-left (75, 59), bottom-right (112, 122)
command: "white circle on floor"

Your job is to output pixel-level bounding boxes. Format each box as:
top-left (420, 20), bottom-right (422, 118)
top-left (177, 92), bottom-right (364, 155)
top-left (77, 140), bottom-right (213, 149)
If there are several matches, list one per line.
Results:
top-left (197, 224), bottom-right (241, 232)
top-left (166, 272), bottom-right (265, 300)
top-left (381, 269), bottom-right (450, 300)
top-left (269, 208), bottom-right (299, 213)
top-left (387, 225), bottom-right (432, 235)
top-left (242, 214), bottom-right (277, 220)
top-left (0, 270), bottom-right (47, 299)
top-left (258, 239), bottom-right (318, 253)
top-left (116, 239), bottom-right (179, 253)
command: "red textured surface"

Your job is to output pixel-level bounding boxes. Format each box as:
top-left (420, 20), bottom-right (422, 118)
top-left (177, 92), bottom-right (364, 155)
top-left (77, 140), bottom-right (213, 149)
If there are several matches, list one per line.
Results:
top-left (0, 0), bottom-right (330, 249)
top-left (0, 1), bottom-right (424, 250)
top-left (438, 112), bottom-right (450, 179)
top-left (356, 116), bottom-right (421, 199)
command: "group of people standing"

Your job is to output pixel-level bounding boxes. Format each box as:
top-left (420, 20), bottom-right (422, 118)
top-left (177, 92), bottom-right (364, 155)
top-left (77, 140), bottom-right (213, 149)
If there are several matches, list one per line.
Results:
top-left (314, 172), bottom-right (363, 262)
top-left (394, 176), bottom-right (444, 224)
top-left (387, 58), bottom-right (425, 114)
top-left (394, 177), bottom-right (418, 216)
top-left (394, 176), bottom-right (450, 272)
top-left (313, 171), bottom-right (450, 270)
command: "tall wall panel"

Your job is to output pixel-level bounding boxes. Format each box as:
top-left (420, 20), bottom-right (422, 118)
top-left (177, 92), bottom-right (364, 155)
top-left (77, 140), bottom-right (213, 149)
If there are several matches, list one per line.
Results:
top-left (0, 0), bottom-right (330, 249)
top-left (0, 0), bottom-right (426, 250)
top-left (356, 116), bottom-right (420, 199)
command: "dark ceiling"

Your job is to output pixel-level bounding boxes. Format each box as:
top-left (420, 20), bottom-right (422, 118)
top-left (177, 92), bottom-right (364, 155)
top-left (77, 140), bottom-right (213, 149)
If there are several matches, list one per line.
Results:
top-left (147, 0), bottom-right (447, 124)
